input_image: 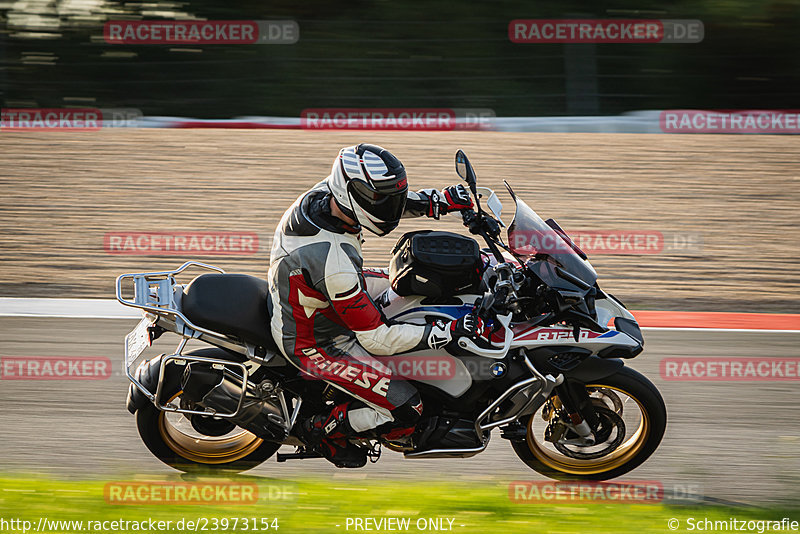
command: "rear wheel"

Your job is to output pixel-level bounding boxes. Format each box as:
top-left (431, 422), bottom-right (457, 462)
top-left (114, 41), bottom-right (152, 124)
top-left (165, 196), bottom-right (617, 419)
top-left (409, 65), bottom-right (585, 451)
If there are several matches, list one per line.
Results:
top-left (134, 358), bottom-right (280, 473)
top-left (511, 366), bottom-right (666, 480)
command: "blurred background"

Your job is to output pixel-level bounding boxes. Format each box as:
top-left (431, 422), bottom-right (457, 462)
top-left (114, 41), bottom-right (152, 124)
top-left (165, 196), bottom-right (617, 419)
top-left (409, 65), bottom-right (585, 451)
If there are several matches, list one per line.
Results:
top-left (2, 0), bottom-right (799, 116)
top-left (1, 1), bottom-right (799, 311)
top-left (1, 0), bottom-right (800, 518)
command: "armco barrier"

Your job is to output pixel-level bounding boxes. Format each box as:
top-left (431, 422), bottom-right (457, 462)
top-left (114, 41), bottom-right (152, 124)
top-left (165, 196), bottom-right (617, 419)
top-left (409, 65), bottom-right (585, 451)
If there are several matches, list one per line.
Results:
top-left (137, 113), bottom-right (662, 132)
top-left (131, 110), bottom-right (799, 133)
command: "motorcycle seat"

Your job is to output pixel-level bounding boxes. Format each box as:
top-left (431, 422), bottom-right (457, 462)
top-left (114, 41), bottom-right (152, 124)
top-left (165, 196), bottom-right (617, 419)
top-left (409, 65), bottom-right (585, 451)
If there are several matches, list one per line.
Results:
top-left (181, 273), bottom-right (280, 353)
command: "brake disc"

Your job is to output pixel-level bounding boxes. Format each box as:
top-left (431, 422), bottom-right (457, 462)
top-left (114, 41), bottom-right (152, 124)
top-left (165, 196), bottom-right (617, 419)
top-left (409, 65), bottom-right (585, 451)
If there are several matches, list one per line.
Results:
top-left (589, 387), bottom-right (624, 415)
top-left (553, 406), bottom-right (626, 460)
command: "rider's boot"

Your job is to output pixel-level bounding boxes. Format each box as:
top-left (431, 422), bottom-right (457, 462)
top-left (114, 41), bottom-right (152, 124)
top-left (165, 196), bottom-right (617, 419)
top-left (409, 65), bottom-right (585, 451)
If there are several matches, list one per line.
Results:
top-left (299, 402), bottom-right (367, 468)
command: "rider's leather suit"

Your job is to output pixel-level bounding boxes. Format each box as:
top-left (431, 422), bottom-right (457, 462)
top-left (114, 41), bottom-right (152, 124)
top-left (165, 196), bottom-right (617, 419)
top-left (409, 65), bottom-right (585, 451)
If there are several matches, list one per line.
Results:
top-left (268, 180), bottom-right (442, 432)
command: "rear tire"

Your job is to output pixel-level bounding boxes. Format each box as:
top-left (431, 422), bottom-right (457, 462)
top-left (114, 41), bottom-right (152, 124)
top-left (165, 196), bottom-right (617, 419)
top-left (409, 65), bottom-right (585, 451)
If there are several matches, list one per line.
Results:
top-left (511, 366), bottom-right (666, 480)
top-left (133, 355), bottom-right (280, 474)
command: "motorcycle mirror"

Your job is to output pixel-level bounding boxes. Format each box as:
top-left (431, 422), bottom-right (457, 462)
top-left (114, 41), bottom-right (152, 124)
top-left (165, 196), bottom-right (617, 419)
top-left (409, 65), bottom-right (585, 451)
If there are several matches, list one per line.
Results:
top-left (454, 150), bottom-right (478, 195)
top-left (455, 150), bottom-right (469, 181)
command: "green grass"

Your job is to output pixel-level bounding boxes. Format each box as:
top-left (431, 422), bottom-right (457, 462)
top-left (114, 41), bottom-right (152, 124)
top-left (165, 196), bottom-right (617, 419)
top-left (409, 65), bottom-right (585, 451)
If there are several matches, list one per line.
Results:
top-left (0, 476), bottom-right (798, 533)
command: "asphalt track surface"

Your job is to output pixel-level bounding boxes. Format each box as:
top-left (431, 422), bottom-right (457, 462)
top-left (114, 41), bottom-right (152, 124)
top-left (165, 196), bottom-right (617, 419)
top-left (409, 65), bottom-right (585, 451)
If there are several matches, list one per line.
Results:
top-left (1, 317), bottom-right (798, 506)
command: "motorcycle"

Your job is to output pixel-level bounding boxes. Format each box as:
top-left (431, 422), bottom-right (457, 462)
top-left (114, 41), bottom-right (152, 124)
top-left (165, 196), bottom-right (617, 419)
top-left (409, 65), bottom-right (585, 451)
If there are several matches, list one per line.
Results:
top-left (118, 150), bottom-right (666, 480)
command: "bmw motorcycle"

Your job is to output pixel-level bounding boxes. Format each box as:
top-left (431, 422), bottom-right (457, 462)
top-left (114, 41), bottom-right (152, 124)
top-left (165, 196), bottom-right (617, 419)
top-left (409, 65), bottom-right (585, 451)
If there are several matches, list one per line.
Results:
top-left (118, 150), bottom-right (666, 480)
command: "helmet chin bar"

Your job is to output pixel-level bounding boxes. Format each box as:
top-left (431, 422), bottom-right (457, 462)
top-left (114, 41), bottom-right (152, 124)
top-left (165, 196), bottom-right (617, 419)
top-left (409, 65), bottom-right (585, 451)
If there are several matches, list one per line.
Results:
top-left (350, 199), bottom-right (398, 236)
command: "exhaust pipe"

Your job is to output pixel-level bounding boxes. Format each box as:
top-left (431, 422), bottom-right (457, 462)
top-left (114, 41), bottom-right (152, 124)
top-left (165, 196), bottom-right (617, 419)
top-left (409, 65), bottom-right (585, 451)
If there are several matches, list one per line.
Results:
top-left (180, 362), bottom-right (288, 441)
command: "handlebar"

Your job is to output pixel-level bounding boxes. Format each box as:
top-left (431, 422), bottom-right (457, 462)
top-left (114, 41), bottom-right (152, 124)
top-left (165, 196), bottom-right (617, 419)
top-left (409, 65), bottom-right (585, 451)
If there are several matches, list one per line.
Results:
top-left (461, 208), bottom-right (505, 263)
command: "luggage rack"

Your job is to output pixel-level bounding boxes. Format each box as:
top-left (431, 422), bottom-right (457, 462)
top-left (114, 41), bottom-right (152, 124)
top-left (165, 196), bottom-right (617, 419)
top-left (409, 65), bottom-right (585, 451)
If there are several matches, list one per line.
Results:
top-left (116, 261), bottom-right (225, 334)
top-left (116, 261), bottom-right (276, 419)
top-left (117, 261), bottom-right (264, 351)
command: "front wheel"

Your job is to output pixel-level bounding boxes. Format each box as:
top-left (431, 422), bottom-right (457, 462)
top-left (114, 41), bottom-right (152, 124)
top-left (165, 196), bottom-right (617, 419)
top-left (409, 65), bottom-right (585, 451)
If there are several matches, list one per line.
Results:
top-left (511, 366), bottom-right (666, 480)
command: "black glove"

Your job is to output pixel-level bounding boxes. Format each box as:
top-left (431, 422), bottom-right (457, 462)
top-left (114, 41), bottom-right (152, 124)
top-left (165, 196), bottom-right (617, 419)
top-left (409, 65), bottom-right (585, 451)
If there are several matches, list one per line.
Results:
top-left (440, 184), bottom-right (473, 214)
top-left (407, 185), bottom-right (474, 220)
top-left (425, 313), bottom-right (486, 351)
top-left (450, 313), bottom-right (485, 340)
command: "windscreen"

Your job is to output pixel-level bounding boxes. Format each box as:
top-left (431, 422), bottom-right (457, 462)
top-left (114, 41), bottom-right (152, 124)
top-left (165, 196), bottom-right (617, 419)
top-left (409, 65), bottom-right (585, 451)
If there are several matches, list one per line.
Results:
top-left (507, 195), bottom-right (598, 287)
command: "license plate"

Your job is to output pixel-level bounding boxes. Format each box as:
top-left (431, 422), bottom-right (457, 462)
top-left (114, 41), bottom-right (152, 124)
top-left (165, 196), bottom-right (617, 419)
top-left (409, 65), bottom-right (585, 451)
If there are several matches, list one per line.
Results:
top-left (125, 315), bottom-right (153, 367)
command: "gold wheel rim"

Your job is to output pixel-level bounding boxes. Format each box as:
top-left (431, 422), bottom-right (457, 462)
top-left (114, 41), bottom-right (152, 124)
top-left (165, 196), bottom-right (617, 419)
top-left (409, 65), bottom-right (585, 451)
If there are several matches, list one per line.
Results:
top-left (158, 392), bottom-right (264, 465)
top-left (526, 385), bottom-right (650, 476)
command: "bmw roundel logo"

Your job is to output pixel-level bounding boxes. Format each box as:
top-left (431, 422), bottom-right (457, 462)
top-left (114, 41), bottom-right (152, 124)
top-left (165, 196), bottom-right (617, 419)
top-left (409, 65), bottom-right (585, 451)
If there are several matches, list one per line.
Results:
top-left (490, 362), bottom-right (507, 378)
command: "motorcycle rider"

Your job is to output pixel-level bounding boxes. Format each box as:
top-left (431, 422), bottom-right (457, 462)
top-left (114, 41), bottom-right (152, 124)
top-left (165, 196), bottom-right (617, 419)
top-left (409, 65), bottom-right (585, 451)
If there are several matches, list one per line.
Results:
top-left (268, 143), bottom-right (485, 467)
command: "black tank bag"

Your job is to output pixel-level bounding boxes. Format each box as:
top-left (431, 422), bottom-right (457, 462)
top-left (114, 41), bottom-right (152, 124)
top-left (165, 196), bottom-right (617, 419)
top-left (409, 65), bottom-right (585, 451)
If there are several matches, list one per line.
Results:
top-left (389, 230), bottom-right (483, 298)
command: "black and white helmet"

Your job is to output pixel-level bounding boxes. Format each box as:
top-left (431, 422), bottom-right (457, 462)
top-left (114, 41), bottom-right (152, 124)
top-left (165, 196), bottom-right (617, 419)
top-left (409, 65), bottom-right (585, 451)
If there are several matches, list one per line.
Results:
top-left (328, 144), bottom-right (408, 236)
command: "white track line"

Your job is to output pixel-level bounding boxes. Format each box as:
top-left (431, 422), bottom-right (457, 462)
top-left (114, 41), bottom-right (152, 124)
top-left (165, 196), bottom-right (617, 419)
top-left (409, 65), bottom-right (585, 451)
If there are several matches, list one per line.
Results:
top-left (0, 298), bottom-right (797, 333)
top-left (0, 298), bottom-right (139, 319)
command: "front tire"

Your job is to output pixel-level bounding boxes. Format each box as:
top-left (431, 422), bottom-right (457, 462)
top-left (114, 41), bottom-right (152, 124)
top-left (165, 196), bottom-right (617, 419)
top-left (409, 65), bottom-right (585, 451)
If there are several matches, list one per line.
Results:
top-left (133, 356), bottom-right (280, 473)
top-left (512, 366), bottom-right (666, 480)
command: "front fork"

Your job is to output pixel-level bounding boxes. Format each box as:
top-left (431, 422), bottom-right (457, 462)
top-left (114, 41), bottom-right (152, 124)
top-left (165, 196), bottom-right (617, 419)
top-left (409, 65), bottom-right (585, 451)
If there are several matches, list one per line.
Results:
top-left (549, 380), bottom-right (599, 444)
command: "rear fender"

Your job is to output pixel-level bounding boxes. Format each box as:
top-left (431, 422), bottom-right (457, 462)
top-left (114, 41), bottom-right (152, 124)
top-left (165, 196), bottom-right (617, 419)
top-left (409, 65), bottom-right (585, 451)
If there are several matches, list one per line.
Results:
top-left (127, 353), bottom-right (166, 414)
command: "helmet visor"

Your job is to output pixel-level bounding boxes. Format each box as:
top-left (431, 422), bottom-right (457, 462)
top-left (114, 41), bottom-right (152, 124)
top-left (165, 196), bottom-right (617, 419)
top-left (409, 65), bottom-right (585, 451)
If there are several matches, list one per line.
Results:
top-left (348, 178), bottom-right (407, 227)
